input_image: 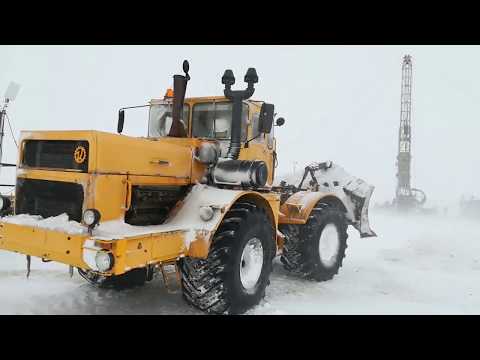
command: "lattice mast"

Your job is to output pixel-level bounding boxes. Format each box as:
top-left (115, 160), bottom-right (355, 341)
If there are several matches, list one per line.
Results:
top-left (396, 55), bottom-right (413, 201)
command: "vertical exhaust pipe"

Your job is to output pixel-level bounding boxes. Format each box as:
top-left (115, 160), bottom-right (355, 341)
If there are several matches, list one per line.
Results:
top-left (168, 60), bottom-right (190, 137)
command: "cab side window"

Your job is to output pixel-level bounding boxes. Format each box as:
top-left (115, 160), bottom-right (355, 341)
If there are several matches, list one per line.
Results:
top-left (241, 103), bottom-right (248, 141)
top-left (192, 103), bottom-right (215, 138)
top-left (251, 112), bottom-right (260, 140)
top-left (192, 102), bottom-right (248, 141)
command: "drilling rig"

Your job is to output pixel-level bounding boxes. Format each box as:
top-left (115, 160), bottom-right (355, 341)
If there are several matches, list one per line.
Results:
top-left (393, 55), bottom-right (426, 211)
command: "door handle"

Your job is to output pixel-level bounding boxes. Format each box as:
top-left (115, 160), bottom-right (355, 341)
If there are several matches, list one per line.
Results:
top-left (150, 160), bottom-right (170, 166)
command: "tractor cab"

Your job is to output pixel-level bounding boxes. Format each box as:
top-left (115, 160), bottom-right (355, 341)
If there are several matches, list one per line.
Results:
top-left (147, 95), bottom-right (276, 157)
top-left (120, 60), bottom-right (283, 156)
top-left (147, 95), bottom-right (248, 142)
top-left (117, 61), bottom-right (284, 186)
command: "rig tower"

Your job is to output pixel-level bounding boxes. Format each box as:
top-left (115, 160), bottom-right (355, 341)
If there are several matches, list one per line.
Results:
top-left (394, 55), bottom-right (426, 210)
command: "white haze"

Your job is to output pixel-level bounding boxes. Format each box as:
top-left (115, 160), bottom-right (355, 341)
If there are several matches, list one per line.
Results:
top-left (1, 45), bottom-right (479, 207)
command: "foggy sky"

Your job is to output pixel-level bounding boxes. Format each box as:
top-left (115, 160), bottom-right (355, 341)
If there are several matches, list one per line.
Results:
top-left (1, 45), bottom-right (479, 206)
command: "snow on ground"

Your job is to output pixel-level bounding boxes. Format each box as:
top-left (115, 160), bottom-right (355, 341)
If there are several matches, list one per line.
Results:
top-left (1, 210), bottom-right (480, 314)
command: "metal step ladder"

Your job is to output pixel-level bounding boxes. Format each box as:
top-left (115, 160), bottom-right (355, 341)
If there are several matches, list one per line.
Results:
top-left (159, 261), bottom-right (181, 293)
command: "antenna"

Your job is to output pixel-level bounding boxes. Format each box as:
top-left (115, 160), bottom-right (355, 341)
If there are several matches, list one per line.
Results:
top-left (0, 81), bottom-right (21, 191)
top-left (4, 81), bottom-right (21, 104)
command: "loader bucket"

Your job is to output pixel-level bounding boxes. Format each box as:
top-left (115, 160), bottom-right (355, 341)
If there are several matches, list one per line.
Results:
top-left (308, 161), bottom-right (377, 238)
top-left (343, 178), bottom-right (377, 238)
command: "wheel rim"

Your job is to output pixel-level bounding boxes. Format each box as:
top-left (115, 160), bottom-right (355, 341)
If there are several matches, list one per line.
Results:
top-left (240, 237), bottom-right (264, 293)
top-left (318, 224), bottom-right (340, 268)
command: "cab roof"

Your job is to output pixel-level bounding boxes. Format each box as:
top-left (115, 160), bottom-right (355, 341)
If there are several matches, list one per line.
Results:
top-left (150, 96), bottom-right (263, 108)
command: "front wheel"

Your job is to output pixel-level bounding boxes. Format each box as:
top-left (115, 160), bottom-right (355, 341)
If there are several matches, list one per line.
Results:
top-left (280, 204), bottom-right (348, 281)
top-left (180, 201), bottom-right (275, 314)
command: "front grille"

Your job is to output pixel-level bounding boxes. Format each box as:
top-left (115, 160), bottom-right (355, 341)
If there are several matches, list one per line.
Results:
top-left (125, 186), bottom-right (187, 225)
top-left (15, 178), bottom-right (84, 222)
top-left (22, 140), bottom-right (89, 172)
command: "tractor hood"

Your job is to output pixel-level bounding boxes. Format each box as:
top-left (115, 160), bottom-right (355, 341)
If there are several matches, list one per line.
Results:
top-left (18, 130), bottom-right (203, 181)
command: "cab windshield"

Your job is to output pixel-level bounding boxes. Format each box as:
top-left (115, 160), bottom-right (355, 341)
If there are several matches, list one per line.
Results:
top-left (192, 102), bottom-right (248, 141)
top-left (148, 103), bottom-right (189, 137)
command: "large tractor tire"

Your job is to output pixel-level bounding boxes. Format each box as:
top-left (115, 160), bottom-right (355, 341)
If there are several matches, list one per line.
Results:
top-left (179, 201), bottom-right (275, 315)
top-left (279, 203), bottom-right (348, 282)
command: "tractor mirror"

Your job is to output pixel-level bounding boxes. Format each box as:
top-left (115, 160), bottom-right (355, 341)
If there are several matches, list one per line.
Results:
top-left (275, 117), bottom-right (285, 127)
top-left (117, 110), bottom-right (125, 134)
top-left (258, 103), bottom-right (274, 134)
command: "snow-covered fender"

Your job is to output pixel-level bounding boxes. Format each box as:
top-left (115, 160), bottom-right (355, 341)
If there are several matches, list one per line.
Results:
top-left (279, 164), bottom-right (376, 238)
top-left (171, 184), bottom-right (279, 259)
top-left (279, 191), bottom-right (343, 224)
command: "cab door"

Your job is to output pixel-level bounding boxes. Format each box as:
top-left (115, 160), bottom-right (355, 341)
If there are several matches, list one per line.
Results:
top-left (239, 104), bottom-right (277, 186)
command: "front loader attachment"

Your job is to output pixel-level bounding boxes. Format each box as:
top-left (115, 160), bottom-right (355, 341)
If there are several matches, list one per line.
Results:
top-left (294, 161), bottom-right (377, 238)
top-left (343, 177), bottom-right (376, 237)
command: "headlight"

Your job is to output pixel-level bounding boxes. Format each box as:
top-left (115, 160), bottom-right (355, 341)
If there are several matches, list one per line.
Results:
top-left (95, 251), bottom-right (114, 272)
top-left (0, 197), bottom-right (4, 211)
top-left (83, 209), bottom-right (101, 227)
top-left (199, 206), bottom-right (214, 221)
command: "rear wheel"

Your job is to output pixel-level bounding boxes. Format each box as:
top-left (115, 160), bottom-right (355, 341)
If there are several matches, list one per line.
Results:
top-left (280, 203), bottom-right (348, 281)
top-left (180, 201), bottom-right (275, 314)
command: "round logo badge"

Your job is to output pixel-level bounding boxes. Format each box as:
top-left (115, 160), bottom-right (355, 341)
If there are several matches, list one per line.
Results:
top-left (74, 146), bottom-right (87, 164)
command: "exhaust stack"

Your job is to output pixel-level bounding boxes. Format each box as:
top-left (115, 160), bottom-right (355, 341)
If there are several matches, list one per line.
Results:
top-left (168, 60), bottom-right (190, 137)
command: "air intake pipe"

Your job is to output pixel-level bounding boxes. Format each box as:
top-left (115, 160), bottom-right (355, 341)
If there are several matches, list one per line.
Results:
top-left (221, 67), bottom-right (258, 159)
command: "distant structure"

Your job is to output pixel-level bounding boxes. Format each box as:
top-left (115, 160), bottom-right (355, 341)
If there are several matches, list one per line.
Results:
top-left (393, 55), bottom-right (426, 211)
top-left (460, 195), bottom-right (480, 219)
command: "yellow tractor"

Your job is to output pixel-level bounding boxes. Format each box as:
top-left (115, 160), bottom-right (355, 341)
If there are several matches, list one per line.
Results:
top-left (0, 61), bottom-right (376, 314)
